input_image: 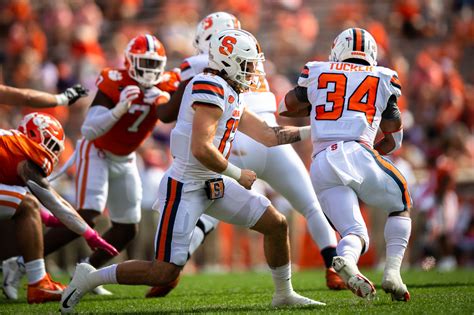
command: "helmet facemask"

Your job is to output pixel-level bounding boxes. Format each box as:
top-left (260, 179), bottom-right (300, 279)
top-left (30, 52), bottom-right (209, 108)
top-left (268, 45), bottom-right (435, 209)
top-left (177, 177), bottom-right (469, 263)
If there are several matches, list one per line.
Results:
top-left (41, 129), bottom-right (65, 165)
top-left (231, 56), bottom-right (265, 91)
top-left (126, 53), bottom-right (166, 88)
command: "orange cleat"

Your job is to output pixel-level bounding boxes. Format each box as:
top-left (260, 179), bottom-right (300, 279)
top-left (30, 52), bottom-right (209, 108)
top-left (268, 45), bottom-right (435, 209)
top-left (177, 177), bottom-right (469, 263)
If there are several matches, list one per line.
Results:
top-left (145, 277), bottom-right (180, 298)
top-left (27, 273), bottom-right (66, 304)
top-left (326, 267), bottom-right (346, 290)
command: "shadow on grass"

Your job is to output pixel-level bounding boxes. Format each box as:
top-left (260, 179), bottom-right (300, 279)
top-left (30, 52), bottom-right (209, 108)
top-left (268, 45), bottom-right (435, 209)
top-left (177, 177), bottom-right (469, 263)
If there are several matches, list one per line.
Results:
top-left (405, 282), bottom-right (473, 289)
top-left (101, 303), bottom-right (326, 314)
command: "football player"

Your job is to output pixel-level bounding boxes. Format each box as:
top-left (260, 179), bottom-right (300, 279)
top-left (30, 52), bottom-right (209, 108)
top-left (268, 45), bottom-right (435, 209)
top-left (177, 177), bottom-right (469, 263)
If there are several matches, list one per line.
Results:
top-left (0, 84), bottom-right (87, 107)
top-left (147, 12), bottom-right (343, 298)
top-left (0, 113), bottom-right (117, 303)
top-left (18, 34), bottom-right (180, 296)
top-left (280, 28), bottom-right (412, 302)
top-left (60, 29), bottom-right (326, 312)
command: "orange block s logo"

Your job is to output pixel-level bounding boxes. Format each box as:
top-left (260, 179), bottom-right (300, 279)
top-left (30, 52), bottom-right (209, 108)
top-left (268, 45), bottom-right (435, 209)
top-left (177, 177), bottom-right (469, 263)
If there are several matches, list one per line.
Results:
top-left (203, 16), bottom-right (213, 30)
top-left (219, 36), bottom-right (237, 56)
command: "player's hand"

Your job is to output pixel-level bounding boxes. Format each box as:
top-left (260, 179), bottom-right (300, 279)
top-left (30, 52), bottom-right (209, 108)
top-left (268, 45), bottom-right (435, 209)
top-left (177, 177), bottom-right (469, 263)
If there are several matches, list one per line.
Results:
top-left (144, 86), bottom-right (170, 105)
top-left (238, 169), bottom-right (256, 190)
top-left (83, 229), bottom-right (119, 256)
top-left (112, 85), bottom-right (140, 118)
top-left (56, 84), bottom-right (89, 106)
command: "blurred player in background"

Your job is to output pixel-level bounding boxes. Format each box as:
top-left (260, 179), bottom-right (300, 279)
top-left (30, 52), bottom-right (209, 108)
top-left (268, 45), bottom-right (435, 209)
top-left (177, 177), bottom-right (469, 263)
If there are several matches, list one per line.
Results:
top-left (147, 11), bottom-right (343, 298)
top-left (0, 83), bottom-right (87, 107)
top-left (0, 113), bottom-right (117, 303)
top-left (10, 34), bottom-right (181, 296)
top-left (280, 28), bottom-right (412, 302)
top-left (60, 29), bottom-right (326, 312)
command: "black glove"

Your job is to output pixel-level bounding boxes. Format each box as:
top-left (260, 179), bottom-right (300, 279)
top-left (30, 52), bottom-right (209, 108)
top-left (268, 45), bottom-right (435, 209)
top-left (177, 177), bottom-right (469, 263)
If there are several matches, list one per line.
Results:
top-left (58, 84), bottom-right (89, 106)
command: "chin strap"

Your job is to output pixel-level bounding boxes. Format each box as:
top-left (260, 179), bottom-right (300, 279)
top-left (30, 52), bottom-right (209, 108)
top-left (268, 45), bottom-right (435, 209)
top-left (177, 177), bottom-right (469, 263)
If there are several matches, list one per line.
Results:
top-left (382, 128), bottom-right (403, 155)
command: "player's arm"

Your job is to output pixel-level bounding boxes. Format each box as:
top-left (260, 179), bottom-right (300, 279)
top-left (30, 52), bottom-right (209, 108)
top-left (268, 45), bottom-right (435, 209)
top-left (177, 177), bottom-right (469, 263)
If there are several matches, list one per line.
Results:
top-left (17, 160), bottom-right (119, 255)
top-left (279, 86), bottom-right (311, 117)
top-left (191, 104), bottom-right (255, 189)
top-left (374, 95), bottom-right (403, 155)
top-left (155, 79), bottom-right (189, 123)
top-left (0, 84), bottom-right (87, 107)
top-left (239, 108), bottom-right (310, 147)
top-left (81, 86), bottom-right (140, 140)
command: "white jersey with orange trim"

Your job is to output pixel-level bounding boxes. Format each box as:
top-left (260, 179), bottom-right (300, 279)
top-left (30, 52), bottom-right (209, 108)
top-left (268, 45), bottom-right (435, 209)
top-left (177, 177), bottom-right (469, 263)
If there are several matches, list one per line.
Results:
top-left (297, 61), bottom-right (402, 156)
top-left (169, 72), bottom-right (243, 182)
top-left (179, 53), bottom-right (276, 114)
top-left (177, 55), bottom-right (339, 257)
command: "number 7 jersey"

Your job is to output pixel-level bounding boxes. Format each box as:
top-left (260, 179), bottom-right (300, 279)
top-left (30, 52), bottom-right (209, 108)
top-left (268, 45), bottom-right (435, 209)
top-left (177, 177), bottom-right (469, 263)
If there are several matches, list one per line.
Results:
top-left (93, 68), bottom-right (180, 155)
top-left (298, 61), bottom-right (402, 155)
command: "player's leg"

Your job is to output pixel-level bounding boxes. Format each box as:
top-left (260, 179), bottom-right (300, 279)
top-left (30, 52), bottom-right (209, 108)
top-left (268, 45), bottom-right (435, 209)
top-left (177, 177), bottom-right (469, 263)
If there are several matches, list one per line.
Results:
top-left (311, 148), bottom-right (376, 299)
top-left (61, 175), bottom-right (205, 312)
top-left (208, 178), bottom-right (325, 307)
top-left (87, 155), bottom-right (142, 268)
top-left (0, 186), bottom-right (65, 303)
top-left (43, 140), bottom-right (108, 255)
top-left (355, 144), bottom-right (412, 301)
top-left (261, 144), bottom-right (343, 289)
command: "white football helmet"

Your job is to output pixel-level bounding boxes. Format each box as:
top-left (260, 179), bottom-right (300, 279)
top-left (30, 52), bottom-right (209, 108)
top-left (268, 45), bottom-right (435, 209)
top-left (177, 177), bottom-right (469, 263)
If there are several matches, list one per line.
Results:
top-left (194, 12), bottom-right (241, 54)
top-left (329, 28), bottom-right (378, 66)
top-left (209, 29), bottom-right (265, 91)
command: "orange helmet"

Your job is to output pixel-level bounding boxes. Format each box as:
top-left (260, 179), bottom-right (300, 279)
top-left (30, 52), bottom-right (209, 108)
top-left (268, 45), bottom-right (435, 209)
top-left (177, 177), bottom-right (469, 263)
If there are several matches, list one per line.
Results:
top-left (18, 112), bottom-right (65, 165)
top-left (124, 34), bottom-right (167, 88)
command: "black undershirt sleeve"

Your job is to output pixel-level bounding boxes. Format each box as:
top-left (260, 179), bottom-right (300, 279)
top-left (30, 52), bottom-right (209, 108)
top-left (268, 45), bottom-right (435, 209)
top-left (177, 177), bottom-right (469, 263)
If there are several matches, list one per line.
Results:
top-left (293, 86), bottom-right (309, 103)
top-left (382, 95), bottom-right (401, 120)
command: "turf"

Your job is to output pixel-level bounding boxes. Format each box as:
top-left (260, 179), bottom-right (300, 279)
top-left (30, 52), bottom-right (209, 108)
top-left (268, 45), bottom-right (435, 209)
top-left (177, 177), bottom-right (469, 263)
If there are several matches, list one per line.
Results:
top-left (1, 269), bottom-right (474, 314)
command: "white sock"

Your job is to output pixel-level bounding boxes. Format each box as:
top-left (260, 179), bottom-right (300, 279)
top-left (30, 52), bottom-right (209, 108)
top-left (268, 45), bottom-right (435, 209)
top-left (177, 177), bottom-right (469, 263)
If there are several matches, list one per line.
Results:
top-left (337, 234), bottom-right (363, 265)
top-left (305, 206), bottom-right (338, 250)
top-left (88, 264), bottom-right (118, 288)
top-left (188, 215), bottom-right (219, 257)
top-left (270, 263), bottom-right (293, 295)
top-left (25, 259), bottom-right (46, 284)
top-left (384, 216), bottom-right (411, 272)
top-left (188, 228), bottom-right (205, 256)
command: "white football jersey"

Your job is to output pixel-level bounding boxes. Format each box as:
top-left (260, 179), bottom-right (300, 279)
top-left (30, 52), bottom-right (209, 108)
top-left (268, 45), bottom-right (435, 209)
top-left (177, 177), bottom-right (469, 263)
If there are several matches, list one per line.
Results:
top-left (180, 53), bottom-right (276, 114)
top-left (298, 61), bottom-right (402, 155)
top-left (169, 72), bottom-right (243, 182)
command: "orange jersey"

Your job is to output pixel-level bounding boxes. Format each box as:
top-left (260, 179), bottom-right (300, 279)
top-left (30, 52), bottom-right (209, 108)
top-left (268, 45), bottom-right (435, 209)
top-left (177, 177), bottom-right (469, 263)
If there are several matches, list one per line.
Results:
top-left (93, 68), bottom-right (180, 155)
top-left (0, 129), bottom-right (54, 185)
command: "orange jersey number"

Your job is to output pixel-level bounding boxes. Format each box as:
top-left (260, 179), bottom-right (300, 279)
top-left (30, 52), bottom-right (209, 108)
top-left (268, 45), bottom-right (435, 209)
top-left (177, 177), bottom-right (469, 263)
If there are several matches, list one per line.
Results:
top-left (218, 117), bottom-right (239, 159)
top-left (316, 73), bottom-right (379, 125)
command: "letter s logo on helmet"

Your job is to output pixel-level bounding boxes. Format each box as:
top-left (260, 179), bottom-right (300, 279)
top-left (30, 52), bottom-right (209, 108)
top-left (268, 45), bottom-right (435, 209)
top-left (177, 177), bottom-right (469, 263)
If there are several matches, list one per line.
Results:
top-left (329, 28), bottom-right (378, 66)
top-left (218, 36), bottom-right (237, 56)
top-left (208, 29), bottom-right (265, 92)
top-left (194, 12), bottom-right (241, 55)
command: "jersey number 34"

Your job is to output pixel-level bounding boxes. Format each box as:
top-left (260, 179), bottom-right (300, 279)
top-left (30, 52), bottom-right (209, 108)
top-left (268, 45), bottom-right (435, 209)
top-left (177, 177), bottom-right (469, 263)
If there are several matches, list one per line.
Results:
top-left (316, 73), bottom-right (379, 125)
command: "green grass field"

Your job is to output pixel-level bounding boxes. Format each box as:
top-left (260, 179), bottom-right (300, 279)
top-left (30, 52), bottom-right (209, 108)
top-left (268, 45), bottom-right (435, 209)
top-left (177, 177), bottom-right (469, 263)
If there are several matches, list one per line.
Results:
top-left (1, 268), bottom-right (474, 314)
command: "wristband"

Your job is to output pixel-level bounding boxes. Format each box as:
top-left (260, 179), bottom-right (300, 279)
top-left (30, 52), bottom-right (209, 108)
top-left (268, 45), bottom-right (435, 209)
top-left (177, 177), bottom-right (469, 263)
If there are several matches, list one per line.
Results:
top-left (82, 228), bottom-right (96, 239)
top-left (299, 126), bottom-right (311, 140)
top-left (222, 162), bottom-right (242, 180)
top-left (54, 94), bottom-right (68, 106)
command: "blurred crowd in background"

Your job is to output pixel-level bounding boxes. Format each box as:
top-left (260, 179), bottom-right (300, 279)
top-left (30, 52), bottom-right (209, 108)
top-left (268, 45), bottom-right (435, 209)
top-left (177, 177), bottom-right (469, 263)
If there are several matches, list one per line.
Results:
top-left (0, 0), bottom-right (473, 273)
